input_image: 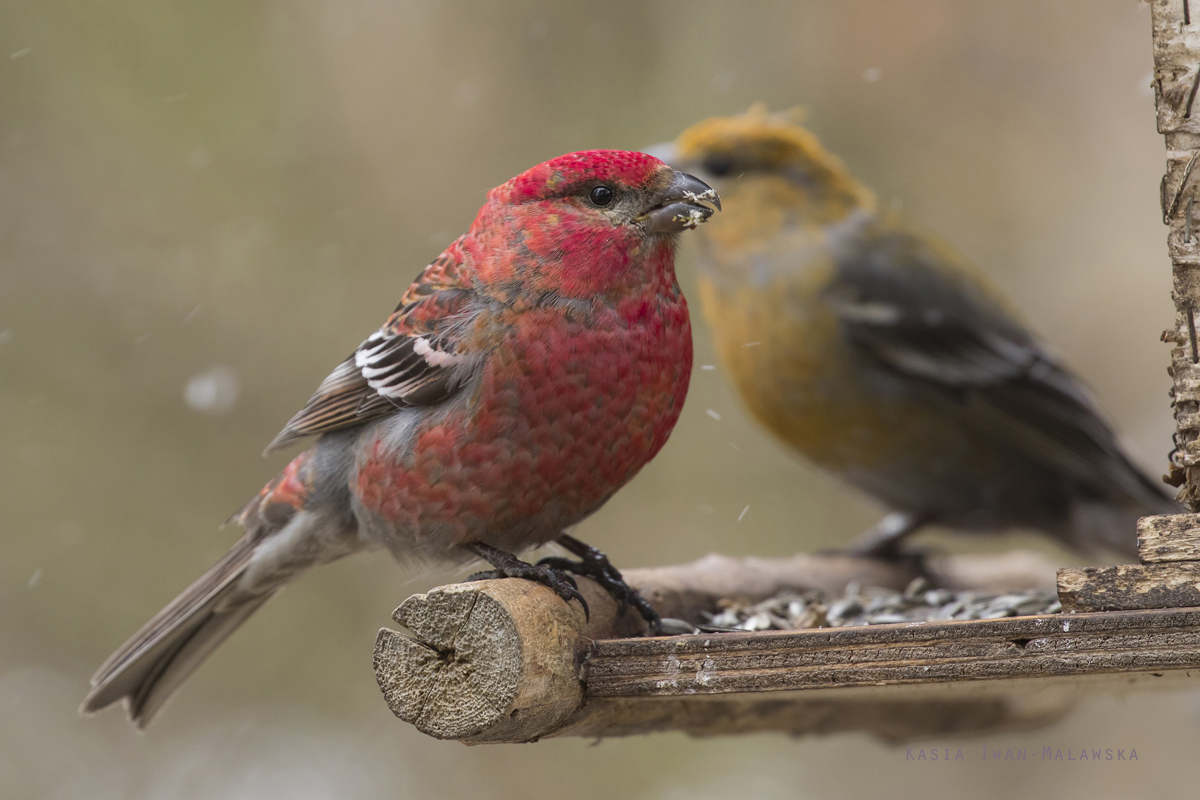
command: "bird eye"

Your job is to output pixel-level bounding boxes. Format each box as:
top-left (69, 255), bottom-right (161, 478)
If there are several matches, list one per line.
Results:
top-left (589, 185), bottom-right (615, 207)
top-left (703, 156), bottom-right (733, 177)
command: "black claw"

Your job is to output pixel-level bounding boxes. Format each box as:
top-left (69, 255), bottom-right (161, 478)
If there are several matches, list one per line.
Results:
top-left (546, 535), bottom-right (663, 634)
top-left (467, 569), bottom-right (502, 582)
top-left (463, 545), bottom-right (589, 619)
top-left (566, 586), bottom-right (590, 621)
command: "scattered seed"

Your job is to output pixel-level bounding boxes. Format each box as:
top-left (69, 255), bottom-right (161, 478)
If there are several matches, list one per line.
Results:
top-left (700, 582), bottom-right (1060, 632)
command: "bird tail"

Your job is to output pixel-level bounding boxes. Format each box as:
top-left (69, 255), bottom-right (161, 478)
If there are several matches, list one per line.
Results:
top-left (80, 535), bottom-right (273, 728)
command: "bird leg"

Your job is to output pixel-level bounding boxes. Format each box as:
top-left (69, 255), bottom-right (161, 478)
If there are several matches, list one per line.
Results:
top-left (463, 541), bottom-right (589, 619)
top-left (538, 534), bottom-right (662, 634)
top-left (846, 511), bottom-right (929, 559)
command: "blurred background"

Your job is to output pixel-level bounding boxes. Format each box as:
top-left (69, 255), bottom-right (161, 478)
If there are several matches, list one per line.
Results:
top-left (2, 1), bottom-right (1196, 797)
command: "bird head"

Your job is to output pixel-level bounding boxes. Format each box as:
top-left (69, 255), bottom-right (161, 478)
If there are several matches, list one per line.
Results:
top-left (648, 106), bottom-right (875, 249)
top-left (477, 150), bottom-right (720, 298)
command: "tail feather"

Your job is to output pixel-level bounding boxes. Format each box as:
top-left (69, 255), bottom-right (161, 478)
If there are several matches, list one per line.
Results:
top-left (81, 536), bottom-right (272, 728)
top-left (127, 594), bottom-right (272, 726)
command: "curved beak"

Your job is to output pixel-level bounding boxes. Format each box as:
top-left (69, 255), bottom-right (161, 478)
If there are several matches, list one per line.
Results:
top-left (640, 170), bottom-right (721, 234)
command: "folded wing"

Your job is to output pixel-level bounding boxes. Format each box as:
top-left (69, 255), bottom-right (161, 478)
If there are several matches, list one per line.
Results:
top-left (825, 225), bottom-right (1171, 510)
top-left (265, 244), bottom-right (482, 454)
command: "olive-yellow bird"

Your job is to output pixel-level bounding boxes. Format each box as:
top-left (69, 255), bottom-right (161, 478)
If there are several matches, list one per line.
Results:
top-left (656, 107), bottom-right (1175, 558)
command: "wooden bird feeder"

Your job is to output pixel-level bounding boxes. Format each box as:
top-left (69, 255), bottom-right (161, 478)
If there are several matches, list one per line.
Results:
top-left (372, 548), bottom-right (1200, 743)
top-left (371, 0), bottom-right (1200, 744)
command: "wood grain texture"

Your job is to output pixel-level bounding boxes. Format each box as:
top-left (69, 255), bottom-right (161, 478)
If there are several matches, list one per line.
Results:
top-left (583, 608), bottom-right (1200, 699)
top-left (1058, 563), bottom-right (1200, 611)
top-left (1137, 513), bottom-right (1200, 562)
top-left (373, 577), bottom-right (644, 742)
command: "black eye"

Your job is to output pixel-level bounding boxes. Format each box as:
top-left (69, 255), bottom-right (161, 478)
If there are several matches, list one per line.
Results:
top-left (589, 185), bottom-right (615, 206)
top-left (703, 156), bottom-right (733, 177)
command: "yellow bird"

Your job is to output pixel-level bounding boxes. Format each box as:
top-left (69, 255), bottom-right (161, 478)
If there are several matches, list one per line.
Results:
top-left (656, 106), bottom-right (1176, 558)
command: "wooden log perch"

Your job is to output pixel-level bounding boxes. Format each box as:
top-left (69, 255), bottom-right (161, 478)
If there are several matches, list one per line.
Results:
top-left (372, 550), bottom-right (1126, 744)
top-left (373, 574), bottom-right (643, 742)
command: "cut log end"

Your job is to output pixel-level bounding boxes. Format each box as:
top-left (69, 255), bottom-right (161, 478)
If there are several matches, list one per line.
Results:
top-left (373, 577), bottom-right (643, 743)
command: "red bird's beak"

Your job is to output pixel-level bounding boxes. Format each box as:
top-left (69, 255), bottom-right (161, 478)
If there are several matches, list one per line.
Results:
top-left (639, 170), bottom-right (721, 233)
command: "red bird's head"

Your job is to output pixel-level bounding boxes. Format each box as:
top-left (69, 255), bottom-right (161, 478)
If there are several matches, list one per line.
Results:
top-left (472, 150), bottom-right (720, 298)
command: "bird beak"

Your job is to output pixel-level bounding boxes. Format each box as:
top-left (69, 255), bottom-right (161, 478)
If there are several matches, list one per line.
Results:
top-left (639, 169), bottom-right (721, 234)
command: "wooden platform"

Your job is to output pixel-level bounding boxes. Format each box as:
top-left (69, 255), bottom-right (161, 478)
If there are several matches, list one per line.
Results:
top-left (372, 548), bottom-right (1200, 744)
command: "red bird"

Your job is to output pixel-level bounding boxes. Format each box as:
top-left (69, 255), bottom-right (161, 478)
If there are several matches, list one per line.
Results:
top-left (82, 151), bottom-right (719, 727)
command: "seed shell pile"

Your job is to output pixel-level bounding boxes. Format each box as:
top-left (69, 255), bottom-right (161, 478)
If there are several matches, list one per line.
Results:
top-left (657, 578), bottom-right (1061, 635)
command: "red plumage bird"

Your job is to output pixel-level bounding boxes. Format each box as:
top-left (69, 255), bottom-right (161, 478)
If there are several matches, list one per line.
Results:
top-left (82, 150), bottom-right (719, 727)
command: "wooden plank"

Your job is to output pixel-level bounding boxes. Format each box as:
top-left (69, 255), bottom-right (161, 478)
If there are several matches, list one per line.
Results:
top-left (1057, 563), bottom-right (1200, 611)
top-left (1137, 514), bottom-right (1200, 563)
top-left (582, 608), bottom-right (1200, 698)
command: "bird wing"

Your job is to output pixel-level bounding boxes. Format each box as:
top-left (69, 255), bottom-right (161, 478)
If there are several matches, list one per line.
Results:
top-left (824, 224), bottom-right (1169, 507)
top-left (265, 243), bottom-right (483, 454)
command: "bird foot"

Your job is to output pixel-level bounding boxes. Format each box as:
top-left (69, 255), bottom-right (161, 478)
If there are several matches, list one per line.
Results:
top-left (464, 543), bottom-right (589, 619)
top-left (541, 535), bottom-right (662, 634)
